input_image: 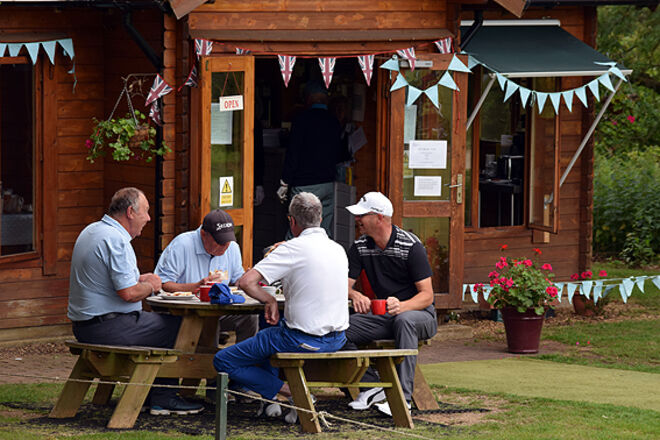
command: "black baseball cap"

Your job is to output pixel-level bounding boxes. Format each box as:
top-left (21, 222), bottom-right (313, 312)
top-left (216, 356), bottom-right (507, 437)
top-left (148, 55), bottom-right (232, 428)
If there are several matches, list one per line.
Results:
top-left (202, 209), bottom-right (236, 244)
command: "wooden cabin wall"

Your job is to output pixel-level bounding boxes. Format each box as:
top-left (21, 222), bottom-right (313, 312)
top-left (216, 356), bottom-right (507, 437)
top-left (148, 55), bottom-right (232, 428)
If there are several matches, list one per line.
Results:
top-left (461, 7), bottom-right (595, 284)
top-left (175, 20), bottom-right (192, 237)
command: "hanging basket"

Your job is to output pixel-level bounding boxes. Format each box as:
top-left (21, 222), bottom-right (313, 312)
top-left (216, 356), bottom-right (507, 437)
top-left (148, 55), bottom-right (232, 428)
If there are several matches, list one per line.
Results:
top-left (128, 125), bottom-right (151, 148)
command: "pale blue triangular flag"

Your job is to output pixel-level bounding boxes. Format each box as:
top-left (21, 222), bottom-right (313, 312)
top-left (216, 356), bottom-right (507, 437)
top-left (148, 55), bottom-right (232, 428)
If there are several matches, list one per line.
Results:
top-left (390, 74), bottom-right (408, 92)
top-left (549, 92), bottom-right (561, 114)
top-left (482, 285), bottom-right (492, 300)
top-left (609, 66), bottom-right (627, 82)
top-left (634, 276), bottom-right (646, 294)
top-left (24, 42), bottom-right (40, 65)
top-left (620, 277), bottom-right (634, 303)
top-left (504, 80), bottom-right (518, 102)
top-left (581, 280), bottom-right (593, 298)
top-left (519, 87), bottom-right (531, 107)
top-left (574, 86), bottom-right (588, 107)
top-left (603, 284), bottom-right (616, 299)
top-left (594, 61), bottom-right (616, 67)
top-left (598, 73), bottom-right (614, 92)
top-left (535, 92), bottom-right (548, 114)
top-left (439, 71), bottom-right (459, 91)
top-left (407, 85), bottom-right (422, 106)
top-left (562, 90), bottom-right (574, 112)
top-left (424, 84), bottom-right (440, 109)
top-left (652, 276), bottom-right (660, 290)
top-left (587, 80), bottom-right (600, 102)
top-left (567, 282), bottom-right (578, 304)
top-left (470, 286), bottom-right (479, 303)
top-left (495, 73), bottom-right (506, 90)
top-left (555, 282), bottom-right (564, 302)
top-left (0, 43), bottom-right (6, 57)
top-left (8, 43), bottom-right (23, 57)
top-left (380, 55), bottom-right (400, 72)
top-left (42, 40), bottom-right (57, 64)
top-left (467, 55), bottom-right (480, 70)
top-left (593, 281), bottom-right (603, 304)
top-left (58, 38), bottom-right (75, 60)
top-left (462, 284), bottom-right (468, 301)
top-left (448, 54), bottom-right (471, 72)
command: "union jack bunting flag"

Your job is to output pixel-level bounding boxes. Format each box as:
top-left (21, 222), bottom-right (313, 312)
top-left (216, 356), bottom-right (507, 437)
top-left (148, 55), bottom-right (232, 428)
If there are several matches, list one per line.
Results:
top-left (278, 55), bottom-right (296, 87)
top-left (195, 38), bottom-right (213, 58)
top-left (149, 101), bottom-right (162, 126)
top-left (397, 47), bottom-right (416, 70)
top-left (357, 55), bottom-right (375, 86)
top-left (235, 47), bottom-right (251, 55)
top-left (434, 37), bottom-right (453, 54)
top-left (318, 57), bottom-right (336, 89)
top-left (145, 74), bottom-right (173, 107)
top-left (183, 65), bottom-right (198, 88)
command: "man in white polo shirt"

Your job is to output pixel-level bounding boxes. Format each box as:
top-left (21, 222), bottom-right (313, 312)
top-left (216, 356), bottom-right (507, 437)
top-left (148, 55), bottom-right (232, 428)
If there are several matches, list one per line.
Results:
top-left (213, 192), bottom-right (349, 424)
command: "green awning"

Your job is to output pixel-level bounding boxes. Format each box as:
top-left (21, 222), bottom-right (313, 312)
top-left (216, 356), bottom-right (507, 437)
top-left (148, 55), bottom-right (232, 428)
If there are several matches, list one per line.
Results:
top-left (461, 23), bottom-right (629, 78)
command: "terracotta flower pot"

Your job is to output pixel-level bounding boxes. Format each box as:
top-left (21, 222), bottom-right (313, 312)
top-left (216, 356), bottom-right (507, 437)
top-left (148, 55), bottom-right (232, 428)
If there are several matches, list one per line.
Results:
top-left (501, 307), bottom-right (544, 354)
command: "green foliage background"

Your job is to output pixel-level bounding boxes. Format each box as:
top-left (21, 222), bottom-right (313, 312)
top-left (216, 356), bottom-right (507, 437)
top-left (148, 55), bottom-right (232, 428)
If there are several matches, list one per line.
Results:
top-left (593, 6), bottom-right (659, 264)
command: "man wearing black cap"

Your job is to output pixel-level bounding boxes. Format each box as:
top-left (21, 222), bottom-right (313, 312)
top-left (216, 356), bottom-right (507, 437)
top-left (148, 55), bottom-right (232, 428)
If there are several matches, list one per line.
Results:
top-left (155, 209), bottom-right (258, 345)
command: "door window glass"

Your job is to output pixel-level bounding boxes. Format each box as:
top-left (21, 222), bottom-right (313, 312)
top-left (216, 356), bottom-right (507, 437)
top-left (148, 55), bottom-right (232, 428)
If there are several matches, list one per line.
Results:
top-left (402, 217), bottom-right (449, 293)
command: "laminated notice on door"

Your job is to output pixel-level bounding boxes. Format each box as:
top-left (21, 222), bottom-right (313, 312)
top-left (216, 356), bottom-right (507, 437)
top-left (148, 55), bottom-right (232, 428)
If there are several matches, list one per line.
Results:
top-left (219, 176), bottom-right (234, 207)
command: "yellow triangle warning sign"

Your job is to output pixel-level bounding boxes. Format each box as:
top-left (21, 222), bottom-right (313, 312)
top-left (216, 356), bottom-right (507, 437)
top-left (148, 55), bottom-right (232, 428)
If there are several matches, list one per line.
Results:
top-left (221, 179), bottom-right (232, 194)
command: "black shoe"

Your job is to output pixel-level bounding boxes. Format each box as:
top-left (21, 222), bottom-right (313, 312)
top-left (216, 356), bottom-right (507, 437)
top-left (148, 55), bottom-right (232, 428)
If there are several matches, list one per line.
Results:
top-left (150, 396), bottom-right (204, 415)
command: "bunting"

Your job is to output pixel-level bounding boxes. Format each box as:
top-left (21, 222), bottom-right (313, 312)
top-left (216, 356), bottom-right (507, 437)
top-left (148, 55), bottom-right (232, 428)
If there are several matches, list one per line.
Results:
top-left (145, 74), bottom-right (173, 107)
top-left (277, 55), bottom-right (296, 87)
top-left (434, 37), bottom-right (453, 54)
top-left (318, 57), bottom-right (336, 89)
top-left (195, 39), bottom-right (213, 58)
top-left (357, 55), bottom-right (375, 86)
top-left (235, 48), bottom-right (251, 55)
top-left (396, 47), bottom-right (416, 71)
top-left (149, 101), bottom-right (162, 126)
top-left (184, 65), bottom-right (198, 88)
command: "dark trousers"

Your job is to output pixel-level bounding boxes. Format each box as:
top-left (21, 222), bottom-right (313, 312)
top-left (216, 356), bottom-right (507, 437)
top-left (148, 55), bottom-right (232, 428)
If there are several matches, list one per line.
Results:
top-left (73, 311), bottom-right (182, 404)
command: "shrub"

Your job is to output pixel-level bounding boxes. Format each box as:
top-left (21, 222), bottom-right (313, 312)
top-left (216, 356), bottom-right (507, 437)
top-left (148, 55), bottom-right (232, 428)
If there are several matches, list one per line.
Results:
top-left (593, 147), bottom-right (660, 265)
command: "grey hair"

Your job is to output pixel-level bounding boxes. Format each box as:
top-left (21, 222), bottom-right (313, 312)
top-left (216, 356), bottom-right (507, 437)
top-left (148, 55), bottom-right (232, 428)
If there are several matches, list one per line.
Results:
top-left (289, 192), bottom-right (322, 229)
top-left (108, 187), bottom-right (145, 217)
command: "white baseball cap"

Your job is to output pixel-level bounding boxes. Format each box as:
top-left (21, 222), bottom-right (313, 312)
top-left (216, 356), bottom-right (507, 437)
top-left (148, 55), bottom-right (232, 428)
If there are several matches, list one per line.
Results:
top-left (346, 192), bottom-right (393, 217)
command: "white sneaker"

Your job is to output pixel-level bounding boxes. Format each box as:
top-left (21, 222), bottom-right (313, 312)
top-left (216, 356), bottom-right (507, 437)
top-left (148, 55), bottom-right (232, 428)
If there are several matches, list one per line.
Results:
top-left (284, 394), bottom-right (315, 424)
top-left (256, 401), bottom-right (282, 417)
top-left (375, 400), bottom-right (411, 417)
top-left (348, 387), bottom-right (386, 410)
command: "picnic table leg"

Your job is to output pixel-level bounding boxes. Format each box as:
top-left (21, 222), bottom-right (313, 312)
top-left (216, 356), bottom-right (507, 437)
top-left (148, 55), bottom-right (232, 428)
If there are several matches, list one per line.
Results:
top-left (174, 314), bottom-right (206, 397)
top-left (412, 364), bottom-right (439, 410)
top-left (373, 357), bottom-right (413, 429)
top-left (92, 382), bottom-right (116, 405)
top-left (107, 363), bottom-right (161, 429)
top-left (49, 357), bottom-right (93, 418)
top-left (280, 365), bottom-right (321, 433)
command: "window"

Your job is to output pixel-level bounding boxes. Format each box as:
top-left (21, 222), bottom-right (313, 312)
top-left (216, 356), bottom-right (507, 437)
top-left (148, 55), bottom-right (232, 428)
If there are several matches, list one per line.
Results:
top-left (0, 62), bottom-right (34, 256)
top-left (467, 68), bottom-right (559, 231)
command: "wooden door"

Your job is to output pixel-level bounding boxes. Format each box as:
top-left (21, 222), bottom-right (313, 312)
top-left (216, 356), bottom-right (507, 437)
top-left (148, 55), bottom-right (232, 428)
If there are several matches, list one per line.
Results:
top-left (383, 54), bottom-right (467, 309)
top-left (199, 56), bottom-right (255, 266)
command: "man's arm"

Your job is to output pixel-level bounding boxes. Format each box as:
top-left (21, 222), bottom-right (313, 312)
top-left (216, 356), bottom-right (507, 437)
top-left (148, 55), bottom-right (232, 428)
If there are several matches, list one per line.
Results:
top-left (117, 273), bottom-right (162, 302)
top-left (348, 277), bottom-right (372, 314)
top-left (386, 277), bottom-right (433, 315)
top-left (162, 272), bottom-right (222, 294)
top-left (237, 268), bottom-right (279, 325)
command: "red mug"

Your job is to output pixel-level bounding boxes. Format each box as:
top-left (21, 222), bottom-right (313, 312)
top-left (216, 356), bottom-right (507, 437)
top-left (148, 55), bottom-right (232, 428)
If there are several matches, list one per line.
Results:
top-left (198, 285), bottom-right (212, 302)
top-left (371, 299), bottom-right (387, 315)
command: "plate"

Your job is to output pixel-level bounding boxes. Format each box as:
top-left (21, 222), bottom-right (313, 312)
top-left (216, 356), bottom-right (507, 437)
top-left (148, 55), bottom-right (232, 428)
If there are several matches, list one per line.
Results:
top-left (158, 292), bottom-right (198, 301)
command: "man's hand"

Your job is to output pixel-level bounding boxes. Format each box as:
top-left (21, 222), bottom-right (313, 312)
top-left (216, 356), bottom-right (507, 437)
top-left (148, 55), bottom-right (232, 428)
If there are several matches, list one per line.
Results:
top-left (276, 180), bottom-right (289, 204)
top-left (386, 296), bottom-right (402, 315)
top-left (351, 291), bottom-right (372, 314)
top-left (264, 297), bottom-right (280, 325)
top-left (139, 273), bottom-right (162, 293)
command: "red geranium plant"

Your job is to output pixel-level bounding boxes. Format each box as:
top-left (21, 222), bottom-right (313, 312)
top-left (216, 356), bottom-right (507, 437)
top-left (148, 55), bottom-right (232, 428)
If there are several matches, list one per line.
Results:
top-left (477, 246), bottom-right (556, 316)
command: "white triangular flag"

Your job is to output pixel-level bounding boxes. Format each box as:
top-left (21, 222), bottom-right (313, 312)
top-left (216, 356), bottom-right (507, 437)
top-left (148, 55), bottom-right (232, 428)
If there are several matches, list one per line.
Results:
top-left (424, 84), bottom-right (440, 109)
top-left (390, 74), bottom-right (408, 92)
top-left (567, 283), bottom-right (578, 304)
top-left (536, 92), bottom-right (548, 114)
top-left (447, 55), bottom-right (471, 73)
top-left (482, 285), bottom-right (491, 300)
top-left (593, 281), bottom-right (603, 304)
top-left (380, 56), bottom-right (400, 72)
top-left (0, 43), bottom-right (6, 57)
top-left (25, 43), bottom-right (40, 65)
top-left (58, 38), bottom-right (75, 60)
top-left (462, 284), bottom-right (469, 301)
top-left (504, 80), bottom-right (518, 102)
top-left (8, 43), bottom-right (23, 57)
top-left (598, 73), bottom-right (614, 92)
top-left (549, 93), bottom-right (562, 114)
top-left (555, 282), bottom-right (564, 303)
top-left (495, 73), bottom-right (506, 90)
top-left (519, 87), bottom-right (531, 107)
top-left (620, 278), bottom-right (634, 303)
top-left (587, 80), bottom-right (600, 102)
top-left (467, 55), bottom-right (480, 69)
top-left (634, 276), bottom-right (646, 294)
top-left (439, 71), bottom-right (459, 91)
top-left (470, 286), bottom-right (479, 303)
top-left (574, 86), bottom-right (588, 107)
top-left (407, 85), bottom-right (422, 106)
top-left (562, 90), bottom-right (574, 112)
top-left (42, 40), bottom-right (57, 64)
top-left (609, 66), bottom-right (627, 82)
top-left (652, 275), bottom-right (660, 291)
top-left (581, 280), bottom-right (593, 298)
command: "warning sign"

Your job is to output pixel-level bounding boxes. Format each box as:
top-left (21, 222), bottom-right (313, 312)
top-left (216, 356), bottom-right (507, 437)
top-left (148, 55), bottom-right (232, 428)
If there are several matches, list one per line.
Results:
top-left (219, 176), bottom-right (233, 207)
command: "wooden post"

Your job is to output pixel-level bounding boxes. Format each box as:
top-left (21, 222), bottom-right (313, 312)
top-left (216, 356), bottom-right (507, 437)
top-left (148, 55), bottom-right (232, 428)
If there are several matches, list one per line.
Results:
top-left (215, 372), bottom-right (228, 440)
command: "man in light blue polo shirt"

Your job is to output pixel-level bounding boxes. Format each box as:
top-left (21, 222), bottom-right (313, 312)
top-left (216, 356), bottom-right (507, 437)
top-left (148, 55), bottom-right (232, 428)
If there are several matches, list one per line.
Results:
top-left (155, 209), bottom-right (258, 344)
top-left (68, 187), bottom-right (203, 417)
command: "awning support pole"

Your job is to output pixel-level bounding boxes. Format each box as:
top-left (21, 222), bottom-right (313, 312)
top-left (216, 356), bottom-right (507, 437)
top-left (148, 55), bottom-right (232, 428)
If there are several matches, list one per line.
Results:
top-left (466, 74), bottom-right (496, 131)
top-left (559, 77), bottom-right (624, 188)
top-left (544, 76), bottom-right (623, 206)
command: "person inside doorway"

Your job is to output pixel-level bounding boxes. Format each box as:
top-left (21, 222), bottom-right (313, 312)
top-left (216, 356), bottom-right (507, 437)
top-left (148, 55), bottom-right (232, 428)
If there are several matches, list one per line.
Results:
top-left (276, 80), bottom-right (343, 238)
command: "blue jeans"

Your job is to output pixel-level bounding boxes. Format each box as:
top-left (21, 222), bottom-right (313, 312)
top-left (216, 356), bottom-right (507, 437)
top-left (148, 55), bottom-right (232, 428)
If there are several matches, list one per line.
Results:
top-left (213, 321), bottom-right (346, 399)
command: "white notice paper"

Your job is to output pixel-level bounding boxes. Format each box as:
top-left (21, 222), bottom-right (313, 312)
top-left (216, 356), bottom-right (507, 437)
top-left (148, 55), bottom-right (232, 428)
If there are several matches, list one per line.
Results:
top-left (211, 103), bottom-right (233, 145)
top-left (409, 140), bottom-right (447, 169)
top-left (414, 176), bottom-right (442, 197)
top-left (349, 126), bottom-right (367, 155)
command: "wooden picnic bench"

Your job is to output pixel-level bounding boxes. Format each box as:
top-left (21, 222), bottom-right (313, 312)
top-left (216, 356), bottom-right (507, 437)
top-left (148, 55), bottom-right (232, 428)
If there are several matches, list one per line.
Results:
top-left (271, 348), bottom-right (417, 433)
top-left (355, 339), bottom-right (439, 411)
top-left (49, 341), bottom-right (181, 429)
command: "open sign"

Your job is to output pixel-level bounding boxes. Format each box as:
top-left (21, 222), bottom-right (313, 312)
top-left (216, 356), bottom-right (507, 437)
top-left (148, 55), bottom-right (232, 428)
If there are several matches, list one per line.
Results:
top-left (219, 95), bottom-right (244, 112)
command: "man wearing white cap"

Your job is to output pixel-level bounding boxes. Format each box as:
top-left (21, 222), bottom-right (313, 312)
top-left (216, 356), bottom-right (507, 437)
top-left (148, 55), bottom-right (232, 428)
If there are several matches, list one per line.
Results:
top-left (343, 191), bottom-right (437, 416)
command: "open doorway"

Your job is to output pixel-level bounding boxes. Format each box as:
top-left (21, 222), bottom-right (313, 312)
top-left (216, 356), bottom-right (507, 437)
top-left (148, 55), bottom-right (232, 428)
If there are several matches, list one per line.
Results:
top-left (252, 57), bottom-right (375, 263)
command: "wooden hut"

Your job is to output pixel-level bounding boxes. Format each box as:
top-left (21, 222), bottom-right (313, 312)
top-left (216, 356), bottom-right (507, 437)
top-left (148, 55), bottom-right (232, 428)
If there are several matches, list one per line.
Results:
top-left (0, 0), bottom-right (641, 342)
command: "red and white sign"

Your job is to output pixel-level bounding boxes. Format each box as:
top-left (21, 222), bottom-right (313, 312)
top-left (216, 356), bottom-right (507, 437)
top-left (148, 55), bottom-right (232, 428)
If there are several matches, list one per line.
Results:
top-left (219, 95), bottom-right (244, 112)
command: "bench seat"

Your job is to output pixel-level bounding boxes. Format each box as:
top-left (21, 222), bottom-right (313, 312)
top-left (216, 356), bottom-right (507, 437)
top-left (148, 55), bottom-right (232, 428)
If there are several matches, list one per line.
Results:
top-left (49, 340), bottom-right (181, 429)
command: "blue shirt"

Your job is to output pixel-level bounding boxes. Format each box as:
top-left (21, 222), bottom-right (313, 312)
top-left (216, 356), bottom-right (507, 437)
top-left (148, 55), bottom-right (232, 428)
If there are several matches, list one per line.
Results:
top-left (68, 215), bottom-right (141, 321)
top-left (155, 227), bottom-right (244, 286)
